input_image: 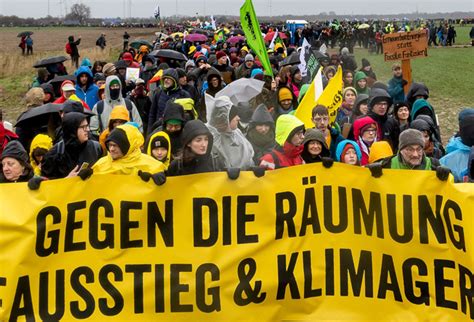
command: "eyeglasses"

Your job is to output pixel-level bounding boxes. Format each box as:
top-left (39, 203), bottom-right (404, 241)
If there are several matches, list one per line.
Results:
top-left (78, 124), bottom-right (90, 131)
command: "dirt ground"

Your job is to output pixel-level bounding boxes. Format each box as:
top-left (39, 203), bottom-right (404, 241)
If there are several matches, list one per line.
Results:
top-left (0, 27), bottom-right (159, 53)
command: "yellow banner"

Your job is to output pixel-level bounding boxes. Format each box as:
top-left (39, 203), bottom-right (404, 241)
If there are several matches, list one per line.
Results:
top-left (296, 66), bottom-right (344, 128)
top-left (0, 164), bottom-right (473, 321)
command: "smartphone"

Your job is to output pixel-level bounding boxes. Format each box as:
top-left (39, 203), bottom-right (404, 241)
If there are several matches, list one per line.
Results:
top-left (79, 162), bottom-right (90, 171)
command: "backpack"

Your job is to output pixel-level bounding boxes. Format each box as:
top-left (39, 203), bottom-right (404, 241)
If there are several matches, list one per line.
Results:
top-left (96, 99), bottom-right (134, 133)
top-left (65, 42), bottom-right (72, 55)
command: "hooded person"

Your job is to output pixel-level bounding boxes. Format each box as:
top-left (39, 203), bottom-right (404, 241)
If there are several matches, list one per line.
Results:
top-left (53, 80), bottom-right (89, 110)
top-left (75, 65), bottom-right (100, 108)
top-left (354, 71), bottom-right (370, 95)
top-left (207, 96), bottom-right (255, 170)
top-left (98, 105), bottom-right (130, 153)
top-left (41, 112), bottom-right (102, 179)
top-left (410, 98), bottom-right (441, 142)
top-left (29, 134), bottom-right (53, 176)
top-left (335, 140), bottom-right (362, 166)
top-left (129, 78), bottom-right (151, 134)
top-left (148, 68), bottom-right (191, 131)
top-left (359, 58), bottom-right (377, 87)
top-left (167, 120), bottom-right (225, 176)
top-left (246, 104), bottom-right (276, 163)
top-left (175, 98), bottom-right (198, 121)
top-left (0, 140), bottom-right (34, 183)
top-left (90, 75), bottom-right (143, 135)
top-left (410, 118), bottom-right (444, 159)
top-left (368, 141), bottom-right (393, 164)
top-left (40, 83), bottom-right (56, 103)
top-left (406, 82), bottom-right (429, 108)
top-left (92, 124), bottom-right (165, 179)
top-left (198, 68), bottom-right (224, 122)
top-left (440, 111), bottom-right (474, 182)
top-left (152, 100), bottom-right (187, 157)
top-left (350, 93), bottom-right (369, 123)
top-left (122, 52), bottom-right (140, 68)
top-left (135, 45), bottom-right (150, 64)
top-left (366, 87), bottom-right (399, 150)
top-left (353, 116), bottom-right (378, 165)
top-left (260, 114), bottom-right (305, 170)
top-left (301, 128), bottom-right (331, 164)
top-left (146, 131), bottom-right (172, 169)
top-left (140, 54), bottom-right (158, 85)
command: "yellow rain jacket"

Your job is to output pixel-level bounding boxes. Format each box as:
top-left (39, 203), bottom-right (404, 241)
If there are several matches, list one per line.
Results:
top-left (98, 105), bottom-right (130, 153)
top-left (146, 131), bottom-right (171, 169)
top-left (29, 134), bottom-right (53, 176)
top-left (93, 124), bottom-right (164, 175)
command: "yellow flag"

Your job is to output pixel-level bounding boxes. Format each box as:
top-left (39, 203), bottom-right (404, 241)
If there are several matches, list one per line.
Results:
top-left (295, 66), bottom-right (344, 128)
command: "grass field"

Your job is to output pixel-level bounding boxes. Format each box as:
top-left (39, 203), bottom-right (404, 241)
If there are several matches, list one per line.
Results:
top-left (0, 25), bottom-right (473, 143)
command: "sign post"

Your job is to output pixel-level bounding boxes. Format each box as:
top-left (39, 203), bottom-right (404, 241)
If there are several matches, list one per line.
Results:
top-left (382, 30), bottom-right (428, 94)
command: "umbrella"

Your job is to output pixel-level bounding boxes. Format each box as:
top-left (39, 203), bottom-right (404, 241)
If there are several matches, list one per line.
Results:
top-left (215, 78), bottom-right (265, 105)
top-left (184, 33), bottom-right (208, 42)
top-left (15, 103), bottom-right (62, 128)
top-left (129, 39), bottom-right (153, 50)
top-left (17, 31), bottom-right (33, 37)
top-left (150, 49), bottom-right (188, 61)
top-left (230, 28), bottom-right (244, 36)
top-left (33, 56), bottom-right (69, 68)
top-left (264, 31), bottom-right (288, 42)
top-left (170, 32), bottom-right (184, 38)
top-left (358, 23), bottom-right (370, 29)
top-left (279, 53), bottom-right (300, 67)
top-left (226, 36), bottom-right (246, 44)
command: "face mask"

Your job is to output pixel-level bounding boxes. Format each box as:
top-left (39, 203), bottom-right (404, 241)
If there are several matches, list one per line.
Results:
top-left (110, 88), bottom-right (121, 100)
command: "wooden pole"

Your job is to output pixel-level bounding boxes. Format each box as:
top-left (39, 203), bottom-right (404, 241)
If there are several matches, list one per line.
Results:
top-left (401, 59), bottom-right (412, 94)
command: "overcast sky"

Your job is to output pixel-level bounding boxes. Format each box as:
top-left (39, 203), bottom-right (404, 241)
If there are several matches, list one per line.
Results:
top-left (1, 0), bottom-right (473, 18)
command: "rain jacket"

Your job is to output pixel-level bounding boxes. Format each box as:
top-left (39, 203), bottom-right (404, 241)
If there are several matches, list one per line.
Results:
top-left (146, 131), bottom-right (171, 169)
top-left (75, 66), bottom-right (99, 108)
top-left (41, 112), bottom-right (102, 179)
top-left (335, 140), bottom-right (362, 163)
top-left (354, 71), bottom-right (369, 95)
top-left (90, 75), bottom-right (143, 134)
top-left (207, 96), bottom-right (255, 170)
top-left (148, 69), bottom-right (191, 129)
top-left (440, 137), bottom-right (471, 183)
top-left (0, 141), bottom-right (34, 183)
top-left (93, 124), bottom-right (165, 175)
top-left (29, 134), bottom-right (53, 176)
top-left (246, 104), bottom-right (276, 163)
top-left (387, 75), bottom-right (405, 104)
top-left (260, 114), bottom-right (304, 170)
top-left (301, 128), bottom-right (330, 164)
top-left (98, 106), bottom-right (130, 153)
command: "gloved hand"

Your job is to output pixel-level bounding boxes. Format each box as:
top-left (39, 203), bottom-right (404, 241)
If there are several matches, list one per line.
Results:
top-left (138, 170), bottom-right (152, 182)
top-left (226, 168), bottom-right (240, 180)
top-left (151, 172), bottom-right (166, 186)
top-left (321, 157), bottom-right (334, 169)
top-left (251, 166), bottom-right (265, 178)
top-left (78, 168), bottom-right (93, 181)
top-left (28, 176), bottom-right (46, 190)
top-left (436, 166), bottom-right (451, 181)
top-left (366, 162), bottom-right (383, 178)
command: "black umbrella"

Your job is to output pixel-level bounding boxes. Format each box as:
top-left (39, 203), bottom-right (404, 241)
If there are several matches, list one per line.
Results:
top-left (150, 49), bottom-right (188, 61)
top-left (129, 39), bottom-right (153, 50)
top-left (15, 103), bottom-right (62, 128)
top-left (17, 31), bottom-right (34, 37)
top-left (33, 56), bottom-right (69, 68)
top-left (279, 53), bottom-right (301, 67)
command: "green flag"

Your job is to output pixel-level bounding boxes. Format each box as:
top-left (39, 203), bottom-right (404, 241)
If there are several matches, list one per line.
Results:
top-left (240, 0), bottom-right (273, 77)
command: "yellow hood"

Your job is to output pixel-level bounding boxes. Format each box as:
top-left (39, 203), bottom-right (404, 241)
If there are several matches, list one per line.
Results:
top-left (174, 98), bottom-right (198, 120)
top-left (93, 124), bottom-right (164, 175)
top-left (146, 131), bottom-right (171, 169)
top-left (29, 134), bottom-right (53, 176)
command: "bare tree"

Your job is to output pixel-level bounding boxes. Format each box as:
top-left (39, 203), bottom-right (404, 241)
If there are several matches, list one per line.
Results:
top-left (65, 3), bottom-right (91, 24)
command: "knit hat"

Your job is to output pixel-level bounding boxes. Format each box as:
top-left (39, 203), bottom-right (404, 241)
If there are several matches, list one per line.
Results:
top-left (102, 63), bottom-right (116, 76)
top-left (185, 60), bottom-right (196, 70)
top-left (250, 68), bottom-right (263, 79)
top-left (245, 53), bottom-right (254, 62)
top-left (195, 55), bottom-right (207, 64)
top-left (176, 68), bottom-right (186, 78)
top-left (361, 58), bottom-right (371, 68)
top-left (216, 51), bottom-right (227, 60)
top-left (1, 140), bottom-right (29, 164)
top-left (398, 129), bottom-right (425, 151)
top-left (106, 128), bottom-right (130, 155)
top-left (151, 135), bottom-right (169, 150)
top-left (460, 115), bottom-right (474, 147)
top-left (278, 87), bottom-right (293, 102)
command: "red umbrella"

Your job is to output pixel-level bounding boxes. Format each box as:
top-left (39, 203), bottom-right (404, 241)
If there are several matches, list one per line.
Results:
top-left (264, 31), bottom-right (287, 42)
top-left (184, 33), bottom-right (208, 42)
top-left (226, 36), bottom-right (245, 44)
